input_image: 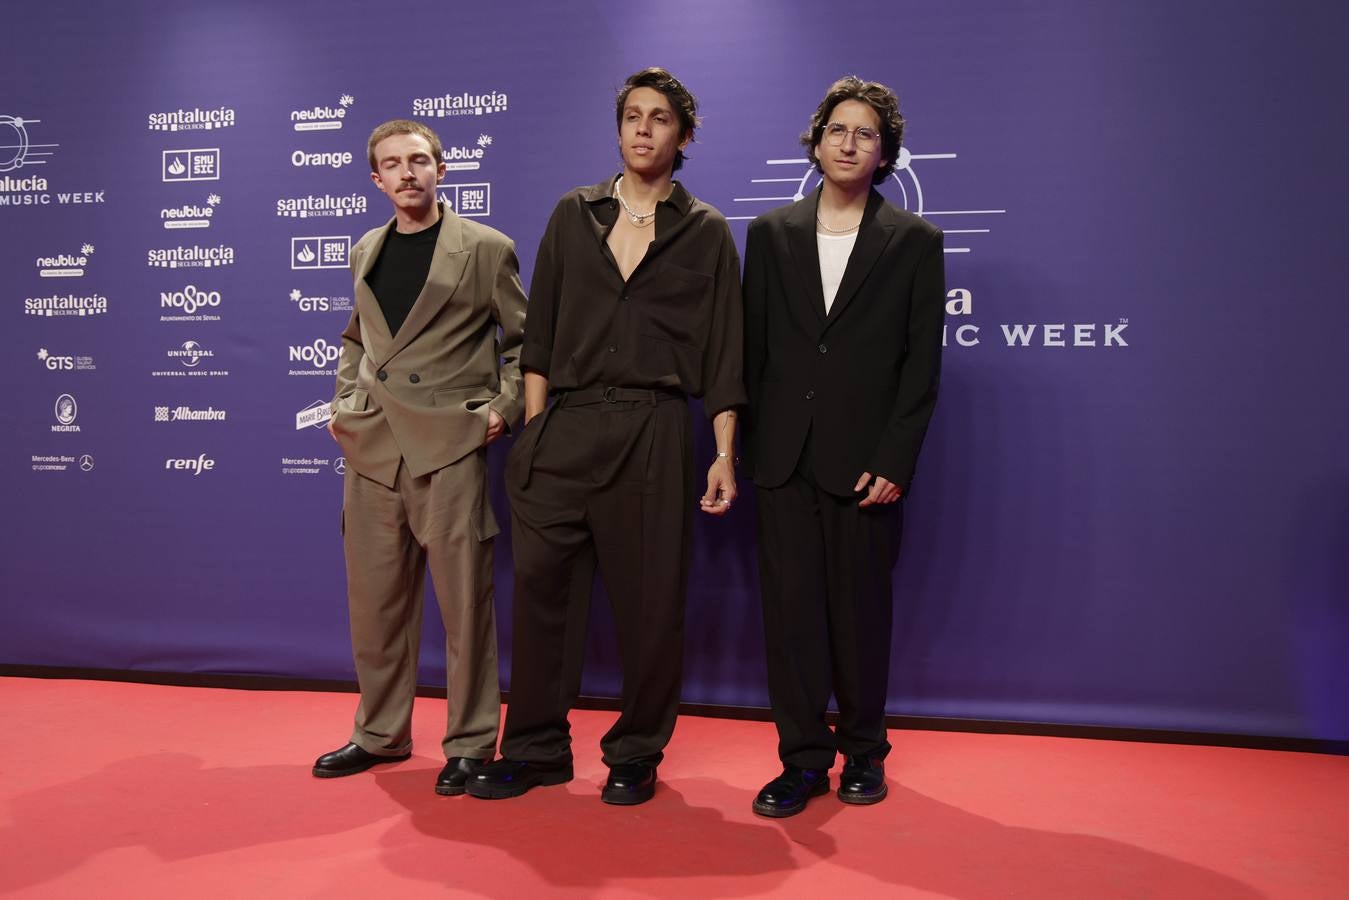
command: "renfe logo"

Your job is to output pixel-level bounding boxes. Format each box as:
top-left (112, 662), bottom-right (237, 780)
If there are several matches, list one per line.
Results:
top-left (165, 453), bottom-right (215, 474)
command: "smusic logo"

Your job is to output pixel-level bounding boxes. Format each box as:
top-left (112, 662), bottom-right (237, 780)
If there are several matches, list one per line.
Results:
top-left (437, 182), bottom-right (490, 218)
top-left (163, 148), bottom-right (221, 182)
top-left (291, 236), bottom-right (349, 270)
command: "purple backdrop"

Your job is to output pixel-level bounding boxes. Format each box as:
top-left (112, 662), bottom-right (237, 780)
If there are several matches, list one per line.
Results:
top-left (4, 0), bottom-right (1346, 741)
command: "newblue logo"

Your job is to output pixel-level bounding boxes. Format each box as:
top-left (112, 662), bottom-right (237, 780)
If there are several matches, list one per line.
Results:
top-left (35, 243), bottom-right (93, 278)
top-left (443, 134), bottom-right (493, 171)
top-left (291, 94), bottom-right (353, 131)
top-left (161, 193), bottom-right (221, 229)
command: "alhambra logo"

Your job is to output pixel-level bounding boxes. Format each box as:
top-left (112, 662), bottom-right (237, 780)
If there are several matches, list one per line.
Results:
top-left (276, 193), bottom-right (367, 218)
top-left (412, 90), bottom-right (508, 118)
top-left (148, 106), bottom-right (236, 131)
top-left (291, 94), bottom-right (353, 131)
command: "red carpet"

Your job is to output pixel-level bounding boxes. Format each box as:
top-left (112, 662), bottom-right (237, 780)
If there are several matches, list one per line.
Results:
top-left (1, 677), bottom-right (1345, 898)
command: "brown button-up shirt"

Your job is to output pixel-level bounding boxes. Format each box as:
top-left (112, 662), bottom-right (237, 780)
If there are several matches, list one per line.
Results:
top-left (520, 176), bottom-right (746, 417)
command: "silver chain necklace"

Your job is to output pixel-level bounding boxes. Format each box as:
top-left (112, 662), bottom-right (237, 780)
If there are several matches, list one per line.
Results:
top-left (815, 214), bottom-right (860, 235)
top-left (614, 176), bottom-right (657, 227)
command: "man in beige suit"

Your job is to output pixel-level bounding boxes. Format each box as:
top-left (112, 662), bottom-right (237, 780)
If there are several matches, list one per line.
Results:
top-left (312, 119), bottom-right (526, 796)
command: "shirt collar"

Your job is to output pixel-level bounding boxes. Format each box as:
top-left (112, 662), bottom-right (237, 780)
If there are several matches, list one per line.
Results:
top-left (581, 175), bottom-right (693, 217)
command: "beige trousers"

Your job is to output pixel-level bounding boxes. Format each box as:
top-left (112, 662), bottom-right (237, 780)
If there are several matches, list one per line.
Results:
top-left (342, 450), bottom-right (500, 759)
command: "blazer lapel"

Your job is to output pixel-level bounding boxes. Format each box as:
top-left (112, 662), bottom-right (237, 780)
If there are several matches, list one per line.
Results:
top-left (825, 190), bottom-right (896, 325)
top-left (384, 204), bottom-right (470, 362)
top-left (353, 222), bottom-right (394, 365)
top-left (785, 190), bottom-right (826, 325)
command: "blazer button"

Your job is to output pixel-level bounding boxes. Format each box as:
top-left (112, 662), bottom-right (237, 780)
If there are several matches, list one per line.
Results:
top-left (818, 344), bottom-right (828, 354)
top-left (620, 291), bottom-right (629, 302)
top-left (376, 370), bottom-right (388, 382)
top-left (607, 345), bottom-right (617, 353)
top-left (409, 373), bottom-right (420, 384)
top-left (805, 390), bottom-right (815, 400)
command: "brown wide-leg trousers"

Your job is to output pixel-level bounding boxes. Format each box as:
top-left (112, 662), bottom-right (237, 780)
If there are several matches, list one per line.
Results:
top-left (342, 450), bottom-right (500, 760)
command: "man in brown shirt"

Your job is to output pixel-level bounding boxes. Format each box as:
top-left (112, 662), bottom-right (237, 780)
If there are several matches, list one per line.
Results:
top-left (467, 68), bottom-right (744, 806)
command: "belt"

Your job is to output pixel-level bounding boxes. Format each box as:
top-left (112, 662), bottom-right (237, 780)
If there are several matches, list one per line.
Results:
top-left (557, 386), bottom-right (686, 407)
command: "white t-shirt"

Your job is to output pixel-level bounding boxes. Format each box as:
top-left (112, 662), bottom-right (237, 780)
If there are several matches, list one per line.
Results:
top-left (817, 231), bottom-right (857, 314)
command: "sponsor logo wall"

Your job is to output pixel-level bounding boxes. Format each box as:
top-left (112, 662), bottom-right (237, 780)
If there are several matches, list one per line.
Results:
top-left (8, 0), bottom-right (1339, 744)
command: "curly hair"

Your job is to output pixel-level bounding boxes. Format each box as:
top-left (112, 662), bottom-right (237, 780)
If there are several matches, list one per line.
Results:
top-left (616, 67), bottom-right (701, 172)
top-left (801, 76), bottom-right (905, 185)
top-left (367, 119), bottom-right (444, 172)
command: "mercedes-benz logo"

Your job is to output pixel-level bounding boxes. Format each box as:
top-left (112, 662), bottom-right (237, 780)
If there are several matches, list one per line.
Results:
top-left (333, 457), bottom-right (346, 474)
top-left (79, 454), bottom-right (94, 472)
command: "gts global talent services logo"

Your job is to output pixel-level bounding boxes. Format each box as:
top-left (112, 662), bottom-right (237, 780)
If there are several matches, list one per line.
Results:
top-left (412, 89), bottom-right (508, 118)
top-left (148, 106), bottom-right (236, 132)
top-left (37, 348), bottom-right (96, 372)
top-left (291, 94), bottom-right (353, 131)
top-left (289, 288), bottom-right (352, 314)
top-left (161, 193), bottom-right (221, 229)
top-left (148, 244), bottom-right (235, 269)
top-left (35, 243), bottom-right (93, 278)
top-left (276, 192), bottom-right (367, 219)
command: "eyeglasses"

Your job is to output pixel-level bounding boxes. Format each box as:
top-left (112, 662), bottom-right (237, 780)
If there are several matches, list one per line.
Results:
top-left (823, 122), bottom-right (880, 150)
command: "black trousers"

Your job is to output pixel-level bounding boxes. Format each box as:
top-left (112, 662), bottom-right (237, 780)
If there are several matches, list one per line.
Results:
top-left (502, 391), bottom-right (692, 768)
top-left (755, 440), bottom-right (903, 769)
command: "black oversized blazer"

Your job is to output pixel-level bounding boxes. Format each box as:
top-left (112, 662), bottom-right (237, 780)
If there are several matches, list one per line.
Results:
top-left (742, 187), bottom-right (945, 497)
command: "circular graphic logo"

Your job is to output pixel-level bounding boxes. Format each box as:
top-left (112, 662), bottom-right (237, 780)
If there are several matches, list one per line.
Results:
top-left (79, 454), bottom-right (95, 472)
top-left (333, 457), bottom-right (346, 475)
top-left (55, 393), bottom-right (78, 425)
top-left (180, 340), bottom-right (203, 368)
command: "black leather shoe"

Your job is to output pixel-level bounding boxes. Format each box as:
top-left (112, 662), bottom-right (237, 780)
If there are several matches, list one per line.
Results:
top-left (752, 766), bottom-right (830, 818)
top-left (465, 758), bottom-right (573, 799)
top-left (435, 757), bottom-right (489, 796)
top-left (601, 763), bottom-right (657, 806)
top-left (312, 742), bottom-right (411, 778)
top-left (837, 754), bottom-right (887, 804)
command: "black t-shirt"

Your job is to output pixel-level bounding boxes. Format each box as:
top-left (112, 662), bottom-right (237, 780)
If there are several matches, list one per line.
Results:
top-left (365, 217), bottom-right (441, 338)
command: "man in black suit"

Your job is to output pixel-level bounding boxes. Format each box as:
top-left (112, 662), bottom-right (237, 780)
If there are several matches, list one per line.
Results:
top-left (742, 77), bottom-right (945, 817)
